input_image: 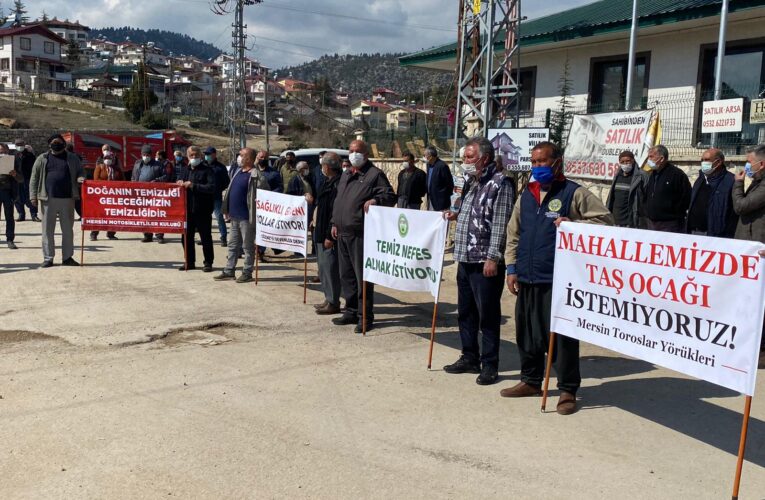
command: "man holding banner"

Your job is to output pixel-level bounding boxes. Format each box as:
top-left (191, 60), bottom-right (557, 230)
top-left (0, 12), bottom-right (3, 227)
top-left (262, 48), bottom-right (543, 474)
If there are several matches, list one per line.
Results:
top-left (442, 137), bottom-right (513, 386)
top-left (503, 142), bottom-right (612, 414)
top-left (177, 146), bottom-right (216, 272)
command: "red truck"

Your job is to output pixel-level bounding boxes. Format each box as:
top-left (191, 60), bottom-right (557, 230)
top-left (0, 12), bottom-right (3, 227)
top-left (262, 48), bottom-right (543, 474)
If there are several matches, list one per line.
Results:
top-left (62, 130), bottom-right (192, 176)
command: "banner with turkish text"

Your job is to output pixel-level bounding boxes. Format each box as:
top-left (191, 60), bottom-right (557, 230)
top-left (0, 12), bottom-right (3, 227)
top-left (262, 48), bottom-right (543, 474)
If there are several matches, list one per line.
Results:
top-left (81, 181), bottom-right (186, 233)
top-left (551, 223), bottom-right (765, 395)
top-left (255, 190), bottom-right (309, 256)
top-left (363, 206), bottom-right (448, 300)
top-left (564, 110), bottom-right (658, 180)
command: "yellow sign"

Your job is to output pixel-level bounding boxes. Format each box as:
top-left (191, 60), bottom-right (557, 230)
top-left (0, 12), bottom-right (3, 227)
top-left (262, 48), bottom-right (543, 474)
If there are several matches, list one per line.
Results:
top-left (751, 99), bottom-right (765, 125)
top-left (473, 0), bottom-right (481, 15)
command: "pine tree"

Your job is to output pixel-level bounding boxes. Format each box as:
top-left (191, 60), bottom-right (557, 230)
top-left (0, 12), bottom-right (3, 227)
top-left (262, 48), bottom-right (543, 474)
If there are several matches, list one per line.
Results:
top-left (10, 1), bottom-right (28, 23)
top-left (66, 40), bottom-right (81, 67)
top-left (40, 10), bottom-right (48, 22)
top-left (550, 55), bottom-right (573, 148)
top-left (123, 63), bottom-right (158, 123)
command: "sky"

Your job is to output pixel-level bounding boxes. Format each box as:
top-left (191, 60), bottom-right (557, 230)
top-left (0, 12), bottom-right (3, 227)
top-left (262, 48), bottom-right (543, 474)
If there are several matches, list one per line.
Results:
top-left (24, 0), bottom-right (596, 68)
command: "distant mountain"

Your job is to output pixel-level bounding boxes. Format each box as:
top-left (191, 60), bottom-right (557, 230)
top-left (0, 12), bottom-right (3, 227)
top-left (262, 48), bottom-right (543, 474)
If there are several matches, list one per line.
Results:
top-left (90, 27), bottom-right (223, 61)
top-left (278, 53), bottom-right (453, 101)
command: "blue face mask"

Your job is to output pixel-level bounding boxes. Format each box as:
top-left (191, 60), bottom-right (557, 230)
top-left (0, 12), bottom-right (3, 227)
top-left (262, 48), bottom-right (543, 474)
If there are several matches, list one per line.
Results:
top-left (204, 155), bottom-right (213, 163)
top-left (531, 166), bottom-right (555, 185)
top-left (745, 162), bottom-right (755, 178)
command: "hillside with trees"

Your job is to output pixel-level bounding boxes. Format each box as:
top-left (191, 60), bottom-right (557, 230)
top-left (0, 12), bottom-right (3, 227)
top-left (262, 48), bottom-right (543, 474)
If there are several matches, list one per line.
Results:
top-left (89, 27), bottom-right (222, 60)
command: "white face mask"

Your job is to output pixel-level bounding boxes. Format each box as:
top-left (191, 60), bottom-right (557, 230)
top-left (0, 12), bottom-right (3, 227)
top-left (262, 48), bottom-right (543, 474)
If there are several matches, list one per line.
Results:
top-left (348, 152), bottom-right (365, 168)
top-left (647, 159), bottom-right (658, 170)
top-left (104, 159), bottom-right (113, 166)
top-left (619, 162), bottom-right (633, 173)
top-left (236, 155), bottom-right (243, 167)
top-left (142, 155), bottom-right (151, 164)
top-left (700, 161), bottom-right (714, 174)
top-left (461, 161), bottom-right (478, 176)
top-left (189, 158), bottom-right (202, 168)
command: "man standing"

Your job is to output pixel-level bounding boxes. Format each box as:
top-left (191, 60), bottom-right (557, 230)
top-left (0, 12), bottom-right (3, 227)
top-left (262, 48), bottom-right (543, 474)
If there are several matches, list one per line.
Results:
top-left (424, 146), bottom-right (454, 211)
top-left (606, 151), bottom-right (646, 228)
top-left (13, 139), bottom-right (38, 222)
top-left (0, 144), bottom-right (23, 249)
top-left (205, 147), bottom-right (231, 247)
top-left (331, 139), bottom-right (396, 333)
top-left (442, 137), bottom-right (513, 386)
top-left (642, 145), bottom-right (691, 232)
top-left (281, 151), bottom-right (298, 192)
top-left (29, 134), bottom-right (85, 267)
top-left (503, 141), bottom-right (613, 415)
top-left (397, 153), bottom-right (427, 209)
top-left (686, 148), bottom-right (737, 238)
top-left (132, 144), bottom-right (168, 244)
top-left (177, 146), bottom-right (216, 272)
top-left (215, 148), bottom-right (268, 283)
top-left (312, 150), bottom-right (327, 196)
top-left (254, 149), bottom-right (282, 262)
top-left (314, 152), bottom-right (342, 315)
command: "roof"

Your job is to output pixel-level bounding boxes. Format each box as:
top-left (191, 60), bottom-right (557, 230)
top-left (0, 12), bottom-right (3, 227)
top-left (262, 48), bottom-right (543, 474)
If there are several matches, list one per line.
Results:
top-left (400, 0), bottom-right (765, 67)
top-left (36, 18), bottom-right (90, 31)
top-left (72, 64), bottom-right (139, 77)
top-left (352, 100), bottom-right (393, 110)
top-left (373, 87), bottom-right (398, 94)
top-left (90, 77), bottom-right (126, 88)
top-left (20, 55), bottom-right (65, 66)
top-left (0, 24), bottom-right (67, 44)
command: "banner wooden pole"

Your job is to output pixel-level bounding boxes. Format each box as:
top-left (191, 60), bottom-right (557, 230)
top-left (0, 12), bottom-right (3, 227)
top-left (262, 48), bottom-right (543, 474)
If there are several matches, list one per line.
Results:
top-left (427, 300), bottom-right (439, 369)
top-left (362, 281), bottom-right (367, 336)
top-left (731, 395), bottom-right (753, 500)
top-left (541, 331), bottom-right (557, 412)
top-left (184, 230), bottom-right (188, 271)
top-left (303, 255), bottom-right (307, 304)
top-left (79, 182), bottom-right (85, 266)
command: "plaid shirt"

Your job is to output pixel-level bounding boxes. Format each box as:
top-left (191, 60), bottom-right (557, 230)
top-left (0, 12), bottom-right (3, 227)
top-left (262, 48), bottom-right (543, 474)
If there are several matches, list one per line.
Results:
top-left (454, 163), bottom-right (514, 264)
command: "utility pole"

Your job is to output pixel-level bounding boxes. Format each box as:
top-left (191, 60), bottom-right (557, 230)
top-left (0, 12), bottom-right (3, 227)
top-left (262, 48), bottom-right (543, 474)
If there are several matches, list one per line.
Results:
top-left (712, 0), bottom-right (730, 147)
top-left (625, 0), bottom-right (639, 110)
top-left (263, 72), bottom-right (270, 152)
top-left (142, 43), bottom-right (149, 113)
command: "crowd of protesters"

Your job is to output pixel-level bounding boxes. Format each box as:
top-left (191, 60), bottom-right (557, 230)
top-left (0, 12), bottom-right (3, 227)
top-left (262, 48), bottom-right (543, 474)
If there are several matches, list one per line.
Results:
top-left (4, 133), bottom-right (765, 415)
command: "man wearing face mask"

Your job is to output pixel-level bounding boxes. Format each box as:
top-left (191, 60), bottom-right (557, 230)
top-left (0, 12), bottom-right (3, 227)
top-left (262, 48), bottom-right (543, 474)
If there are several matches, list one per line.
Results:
top-left (13, 139), bottom-right (38, 222)
top-left (204, 147), bottom-right (231, 248)
top-left (177, 145), bottom-right (216, 272)
top-left (254, 149), bottom-right (282, 262)
top-left (424, 146), bottom-right (454, 212)
top-left (442, 137), bottom-right (514, 386)
top-left (314, 152), bottom-right (342, 315)
top-left (29, 134), bottom-right (85, 267)
top-left (606, 151), bottom-right (647, 228)
top-left (502, 141), bottom-right (613, 414)
top-left (132, 144), bottom-right (168, 244)
top-left (331, 139), bottom-right (396, 333)
top-left (173, 150), bottom-right (186, 180)
top-left (686, 148), bottom-right (737, 238)
top-left (281, 151), bottom-right (298, 193)
top-left (396, 152), bottom-right (427, 209)
top-left (641, 144), bottom-right (691, 233)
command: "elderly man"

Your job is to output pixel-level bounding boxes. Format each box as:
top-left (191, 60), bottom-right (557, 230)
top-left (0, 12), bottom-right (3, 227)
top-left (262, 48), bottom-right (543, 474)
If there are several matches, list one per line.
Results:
top-left (14, 139), bottom-right (38, 222)
top-left (442, 137), bottom-right (514, 386)
top-left (642, 144), bottom-right (691, 233)
top-left (215, 148), bottom-right (269, 283)
top-left (177, 146), bottom-right (216, 272)
top-left (254, 149), bottom-right (282, 262)
top-left (314, 152), bottom-right (343, 315)
top-left (281, 151), bottom-right (298, 192)
top-left (425, 146), bottom-right (454, 211)
top-left (502, 141), bottom-right (613, 415)
top-left (397, 152), bottom-right (427, 209)
top-left (132, 144), bottom-right (168, 244)
top-left (606, 151), bottom-right (647, 228)
top-left (331, 140), bottom-right (396, 333)
top-left (0, 144), bottom-right (23, 248)
top-left (205, 147), bottom-right (231, 247)
top-left (686, 148), bottom-right (737, 238)
top-left (29, 134), bottom-right (85, 267)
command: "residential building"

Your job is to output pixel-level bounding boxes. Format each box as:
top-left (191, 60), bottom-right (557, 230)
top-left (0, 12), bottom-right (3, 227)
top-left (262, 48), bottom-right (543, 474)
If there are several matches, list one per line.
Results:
top-left (351, 100), bottom-right (392, 128)
top-left (277, 78), bottom-right (315, 97)
top-left (72, 64), bottom-right (166, 97)
top-left (114, 42), bottom-right (168, 67)
top-left (372, 87), bottom-right (398, 103)
top-left (35, 18), bottom-right (90, 48)
top-left (0, 24), bottom-right (70, 91)
top-left (216, 54), bottom-right (266, 82)
top-left (400, 0), bottom-right (765, 155)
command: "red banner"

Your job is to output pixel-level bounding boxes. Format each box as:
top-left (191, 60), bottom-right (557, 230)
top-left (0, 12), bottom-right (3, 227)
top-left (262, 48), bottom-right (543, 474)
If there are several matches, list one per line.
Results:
top-left (81, 181), bottom-right (187, 234)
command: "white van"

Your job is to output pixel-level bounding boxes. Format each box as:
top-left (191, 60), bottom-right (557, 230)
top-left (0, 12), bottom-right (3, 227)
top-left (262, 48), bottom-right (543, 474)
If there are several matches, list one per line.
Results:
top-left (279, 148), bottom-right (349, 169)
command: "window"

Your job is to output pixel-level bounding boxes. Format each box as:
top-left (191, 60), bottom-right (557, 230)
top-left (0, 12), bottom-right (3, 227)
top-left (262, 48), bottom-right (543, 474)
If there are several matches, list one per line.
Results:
top-left (1, 58), bottom-right (9, 70)
top-left (0, 37), bottom-right (4, 50)
top-left (44, 41), bottom-right (54, 54)
top-left (518, 67), bottom-right (536, 114)
top-left (19, 37), bottom-right (31, 51)
top-left (15, 59), bottom-right (27, 72)
top-left (588, 53), bottom-right (650, 113)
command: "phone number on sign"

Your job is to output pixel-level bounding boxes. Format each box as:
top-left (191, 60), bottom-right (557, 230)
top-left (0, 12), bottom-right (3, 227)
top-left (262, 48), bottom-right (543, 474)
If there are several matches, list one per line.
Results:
top-left (565, 160), bottom-right (619, 179)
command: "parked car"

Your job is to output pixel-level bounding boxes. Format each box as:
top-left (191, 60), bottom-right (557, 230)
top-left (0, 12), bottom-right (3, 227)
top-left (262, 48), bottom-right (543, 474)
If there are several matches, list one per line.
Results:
top-left (280, 148), bottom-right (349, 170)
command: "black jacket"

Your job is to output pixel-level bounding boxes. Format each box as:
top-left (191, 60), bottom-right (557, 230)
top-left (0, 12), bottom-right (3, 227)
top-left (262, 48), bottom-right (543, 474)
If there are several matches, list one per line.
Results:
top-left (316, 174), bottom-right (340, 243)
top-left (332, 160), bottom-right (396, 234)
top-left (209, 159), bottom-right (230, 200)
top-left (397, 166), bottom-right (427, 207)
top-left (15, 150), bottom-right (35, 181)
top-left (687, 168), bottom-right (737, 238)
top-left (427, 158), bottom-right (454, 211)
top-left (642, 162), bottom-right (691, 223)
top-left (178, 161), bottom-right (216, 215)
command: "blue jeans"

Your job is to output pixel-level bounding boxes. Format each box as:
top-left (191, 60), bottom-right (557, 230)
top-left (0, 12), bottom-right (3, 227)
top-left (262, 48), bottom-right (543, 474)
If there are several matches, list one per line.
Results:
top-left (214, 199), bottom-right (227, 241)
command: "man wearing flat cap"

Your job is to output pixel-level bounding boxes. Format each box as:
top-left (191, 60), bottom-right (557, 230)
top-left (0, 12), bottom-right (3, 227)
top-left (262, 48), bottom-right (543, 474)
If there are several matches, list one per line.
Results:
top-left (132, 144), bottom-right (168, 244)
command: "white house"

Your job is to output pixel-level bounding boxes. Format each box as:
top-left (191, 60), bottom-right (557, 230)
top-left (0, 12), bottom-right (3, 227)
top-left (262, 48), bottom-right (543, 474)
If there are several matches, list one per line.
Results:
top-left (114, 42), bottom-right (167, 67)
top-left (36, 18), bottom-right (90, 48)
top-left (351, 100), bottom-right (392, 128)
top-left (0, 24), bottom-right (70, 91)
top-left (400, 0), bottom-right (765, 155)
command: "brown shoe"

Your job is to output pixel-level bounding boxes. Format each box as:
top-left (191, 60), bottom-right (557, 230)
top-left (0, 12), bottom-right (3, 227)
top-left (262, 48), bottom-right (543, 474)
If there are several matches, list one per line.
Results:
top-left (556, 391), bottom-right (578, 415)
top-left (313, 301), bottom-right (328, 310)
top-left (499, 382), bottom-right (542, 398)
top-left (310, 276), bottom-right (321, 284)
top-left (316, 303), bottom-right (341, 315)
top-left (759, 351), bottom-right (765, 369)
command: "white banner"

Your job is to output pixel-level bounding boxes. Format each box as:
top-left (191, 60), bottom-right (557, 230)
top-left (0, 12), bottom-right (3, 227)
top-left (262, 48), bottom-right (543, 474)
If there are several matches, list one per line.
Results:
top-left (363, 206), bottom-right (448, 300)
top-left (551, 222), bottom-right (765, 396)
top-left (255, 190), bottom-right (309, 256)
top-left (564, 110), bottom-right (657, 180)
top-left (702, 98), bottom-right (744, 133)
top-left (488, 128), bottom-right (550, 172)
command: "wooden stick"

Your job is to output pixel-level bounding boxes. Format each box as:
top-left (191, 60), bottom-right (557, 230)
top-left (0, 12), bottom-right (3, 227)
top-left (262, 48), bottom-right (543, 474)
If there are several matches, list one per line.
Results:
top-left (79, 183), bottom-right (85, 266)
top-left (303, 255), bottom-right (307, 304)
top-left (362, 280), bottom-right (367, 336)
top-left (184, 230), bottom-right (188, 271)
top-left (255, 249), bottom-right (259, 284)
top-left (731, 395), bottom-right (753, 500)
top-left (427, 301), bottom-right (439, 369)
top-left (541, 331), bottom-right (557, 413)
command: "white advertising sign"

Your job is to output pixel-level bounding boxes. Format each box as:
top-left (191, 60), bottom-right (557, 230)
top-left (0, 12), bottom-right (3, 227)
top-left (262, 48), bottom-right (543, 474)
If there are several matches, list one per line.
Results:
top-left (564, 110), bottom-right (657, 180)
top-left (255, 190), bottom-right (309, 256)
top-left (702, 98), bottom-right (744, 133)
top-left (551, 223), bottom-right (765, 396)
top-left (488, 128), bottom-right (550, 172)
top-left (363, 206), bottom-right (448, 300)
